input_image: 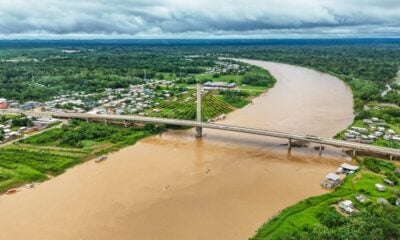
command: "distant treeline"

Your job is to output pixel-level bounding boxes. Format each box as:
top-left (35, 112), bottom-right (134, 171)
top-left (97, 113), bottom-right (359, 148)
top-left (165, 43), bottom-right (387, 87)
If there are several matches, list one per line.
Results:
top-left (1, 42), bottom-right (399, 107)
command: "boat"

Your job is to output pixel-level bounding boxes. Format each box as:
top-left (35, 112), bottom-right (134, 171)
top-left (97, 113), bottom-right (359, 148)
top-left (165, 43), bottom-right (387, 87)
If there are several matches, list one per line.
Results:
top-left (95, 155), bottom-right (107, 163)
top-left (6, 188), bottom-right (18, 194)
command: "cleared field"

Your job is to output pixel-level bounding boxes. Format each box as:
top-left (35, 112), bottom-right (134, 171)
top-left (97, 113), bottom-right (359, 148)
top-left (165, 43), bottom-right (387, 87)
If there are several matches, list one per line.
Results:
top-left (146, 90), bottom-right (235, 121)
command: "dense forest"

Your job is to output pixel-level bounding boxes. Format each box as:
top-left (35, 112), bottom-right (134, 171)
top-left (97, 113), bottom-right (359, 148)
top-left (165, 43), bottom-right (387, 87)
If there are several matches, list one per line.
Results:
top-left (1, 40), bottom-right (399, 106)
top-left (0, 47), bottom-right (217, 101)
top-left (226, 45), bottom-right (400, 108)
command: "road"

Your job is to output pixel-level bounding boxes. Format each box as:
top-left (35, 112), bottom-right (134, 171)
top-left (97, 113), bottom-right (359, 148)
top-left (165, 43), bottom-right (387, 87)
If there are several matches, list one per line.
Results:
top-left (2, 110), bottom-right (398, 159)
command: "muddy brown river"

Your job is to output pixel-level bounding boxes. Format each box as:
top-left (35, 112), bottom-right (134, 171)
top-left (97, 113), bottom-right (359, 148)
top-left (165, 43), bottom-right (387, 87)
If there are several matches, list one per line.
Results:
top-left (0, 61), bottom-right (354, 240)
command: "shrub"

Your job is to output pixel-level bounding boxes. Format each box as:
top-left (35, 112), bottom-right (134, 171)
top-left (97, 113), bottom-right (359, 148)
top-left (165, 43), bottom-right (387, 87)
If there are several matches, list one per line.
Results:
top-left (363, 157), bottom-right (381, 173)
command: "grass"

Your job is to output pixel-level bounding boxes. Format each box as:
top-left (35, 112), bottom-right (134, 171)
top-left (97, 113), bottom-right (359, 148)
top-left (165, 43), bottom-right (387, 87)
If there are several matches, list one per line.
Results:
top-left (195, 73), bottom-right (240, 82)
top-left (194, 65), bottom-right (274, 88)
top-left (251, 158), bottom-right (400, 240)
top-left (0, 121), bottom-right (163, 193)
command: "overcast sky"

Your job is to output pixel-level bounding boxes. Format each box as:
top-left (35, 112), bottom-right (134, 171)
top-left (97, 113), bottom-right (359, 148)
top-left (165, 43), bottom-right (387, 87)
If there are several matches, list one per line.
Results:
top-left (0, 0), bottom-right (399, 38)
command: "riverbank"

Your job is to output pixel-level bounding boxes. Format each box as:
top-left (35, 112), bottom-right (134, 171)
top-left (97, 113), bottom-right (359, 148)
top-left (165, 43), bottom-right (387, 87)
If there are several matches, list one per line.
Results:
top-left (0, 121), bottom-right (163, 193)
top-left (0, 61), bottom-right (355, 240)
top-left (252, 157), bottom-right (400, 240)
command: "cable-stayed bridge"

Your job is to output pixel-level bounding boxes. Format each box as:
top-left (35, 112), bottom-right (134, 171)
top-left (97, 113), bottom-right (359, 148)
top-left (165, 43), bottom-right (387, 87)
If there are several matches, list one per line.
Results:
top-left (1, 84), bottom-right (399, 160)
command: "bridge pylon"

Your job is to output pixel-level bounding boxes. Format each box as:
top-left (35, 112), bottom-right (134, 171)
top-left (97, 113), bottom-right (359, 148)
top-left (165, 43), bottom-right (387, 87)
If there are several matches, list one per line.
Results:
top-left (195, 83), bottom-right (202, 138)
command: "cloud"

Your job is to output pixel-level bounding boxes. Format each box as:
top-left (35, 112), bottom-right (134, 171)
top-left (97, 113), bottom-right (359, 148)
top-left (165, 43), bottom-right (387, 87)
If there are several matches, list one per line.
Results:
top-left (0, 0), bottom-right (399, 38)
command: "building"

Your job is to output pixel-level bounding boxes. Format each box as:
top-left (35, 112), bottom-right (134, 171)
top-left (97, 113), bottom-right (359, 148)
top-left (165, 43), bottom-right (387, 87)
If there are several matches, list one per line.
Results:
top-left (321, 173), bottom-right (342, 188)
top-left (340, 163), bottom-right (359, 174)
top-left (0, 98), bottom-right (7, 109)
top-left (355, 194), bottom-right (369, 203)
top-left (375, 183), bottom-right (386, 192)
top-left (203, 81), bottom-right (237, 90)
top-left (384, 179), bottom-right (396, 186)
top-left (32, 117), bottom-right (57, 129)
top-left (363, 119), bottom-right (373, 125)
top-left (22, 101), bottom-right (39, 111)
top-left (339, 200), bottom-right (355, 214)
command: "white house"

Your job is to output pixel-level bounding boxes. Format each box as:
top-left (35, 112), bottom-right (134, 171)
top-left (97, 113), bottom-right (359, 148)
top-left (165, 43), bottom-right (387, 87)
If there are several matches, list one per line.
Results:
top-left (339, 200), bottom-right (355, 214)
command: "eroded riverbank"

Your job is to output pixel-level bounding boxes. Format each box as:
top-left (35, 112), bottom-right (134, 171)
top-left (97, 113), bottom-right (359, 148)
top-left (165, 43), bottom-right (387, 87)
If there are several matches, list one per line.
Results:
top-left (0, 61), bottom-right (354, 240)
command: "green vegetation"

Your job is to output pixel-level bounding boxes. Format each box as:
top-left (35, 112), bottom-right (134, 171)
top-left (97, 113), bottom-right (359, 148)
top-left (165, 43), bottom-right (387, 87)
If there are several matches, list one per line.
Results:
top-left (252, 158), bottom-right (400, 240)
top-left (0, 46), bottom-right (276, 103)
top-left (0, 121), bottom-right (163, 193)
top-left (335, 105), bottom-right (400, 149)
top-left (194, 65), bottom-right (275, 88)
top-left (220, 90), bottom-right (250, 108)
top-left (146, 90), bottom-right (235, 120)
top-left (10, 116), bottom-right (33, 127)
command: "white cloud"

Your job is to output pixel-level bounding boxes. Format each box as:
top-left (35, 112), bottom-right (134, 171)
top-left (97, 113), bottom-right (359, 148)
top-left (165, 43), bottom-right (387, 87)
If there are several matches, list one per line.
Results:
top-left (0, 0), bottom-right (399, 38)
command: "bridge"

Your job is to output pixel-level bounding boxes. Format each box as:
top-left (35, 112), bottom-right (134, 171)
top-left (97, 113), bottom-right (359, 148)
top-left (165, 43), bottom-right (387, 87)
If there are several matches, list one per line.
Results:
top-left (1, 84), bottom-right (400, 160)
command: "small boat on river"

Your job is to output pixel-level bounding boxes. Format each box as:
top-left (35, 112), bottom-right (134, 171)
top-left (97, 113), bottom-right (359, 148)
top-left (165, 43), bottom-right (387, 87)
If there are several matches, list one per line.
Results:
top-left (95, 155), bottom-right (108, 163)
top-left (6, 188), bottom-right (18, 194)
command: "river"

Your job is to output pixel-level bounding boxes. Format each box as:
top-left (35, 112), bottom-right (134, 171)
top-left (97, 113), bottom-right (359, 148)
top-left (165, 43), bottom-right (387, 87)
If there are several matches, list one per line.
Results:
top-left (0, 60), bottom-right (354, 240)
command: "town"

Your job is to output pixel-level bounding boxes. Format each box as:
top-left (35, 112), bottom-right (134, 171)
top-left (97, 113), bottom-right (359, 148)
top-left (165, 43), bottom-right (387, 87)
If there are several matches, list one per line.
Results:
top-left (342, 116), bottom-right (400, 146)
top-left (0, 73), bottom-right (243, 145)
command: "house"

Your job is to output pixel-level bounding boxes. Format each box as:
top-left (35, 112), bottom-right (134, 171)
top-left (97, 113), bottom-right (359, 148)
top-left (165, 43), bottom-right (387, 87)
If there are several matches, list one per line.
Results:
top-left (388, 129), bottom-right (396, 135)
top-left (335, 167), bottom-right (343, 174)
top-left (339, 200), bottom-right (355, 214)
top-left (351, 126), bottom-right (368, 134)
top-left (22, 101), bottom-right (39, 111)
top-left (375, 183), bottom-right (386, 192)
top-left (340, 163), bottom-right (359, 174)
top-left (384, 179), bottom-right (396, 186)
top-left (0, 98), bottom-right (7, 109)
top-left (377, 198), bottom-right (390, 205)
top-left (355, 194), bottom-right (369, 203)
top-left (203, 81), bottom-right (237, 90)
top-left (383, 135), bottom-right (392, 141)
top-left (344, 133), bottom-right (356, 139)
top-left (321, 173), bottom-right (342, 188)
top-left (393, 136), bottom-right (400, 142)
top-left (363, 119), bottom-right (373, 125)
top-left (32, 117), bottom-right (57, 128)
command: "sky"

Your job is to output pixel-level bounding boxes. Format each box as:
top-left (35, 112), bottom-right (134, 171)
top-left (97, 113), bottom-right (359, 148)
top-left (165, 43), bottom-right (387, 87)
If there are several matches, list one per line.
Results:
top-left (0, 0), bottom-right (399, 39)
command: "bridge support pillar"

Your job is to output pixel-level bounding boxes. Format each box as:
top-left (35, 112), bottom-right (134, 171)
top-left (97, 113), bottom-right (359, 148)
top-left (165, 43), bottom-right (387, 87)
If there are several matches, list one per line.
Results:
top-left (288, 138), bottom-right (292, 150)
top-left (104, 119), bottom-right (108, 125)
top-left (390, 155), bottom-right (394, 161)
top-left (124, 120), bottom-right (128, 128)
top-left (319, 145), bottom-right (323, 157)
top-left (352, 149), bottom-right (356, 159)
top-left (195, 83), bottom-right (203, 138)
top-left (86, 118), bottom-right (89, 123)
top-left (195, 127), bottom-right (203, 138)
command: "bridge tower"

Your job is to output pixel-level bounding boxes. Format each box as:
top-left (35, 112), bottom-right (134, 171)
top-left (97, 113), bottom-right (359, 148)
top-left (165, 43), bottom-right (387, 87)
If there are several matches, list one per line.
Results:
top-left (195, 83), bottom-right (203, 138)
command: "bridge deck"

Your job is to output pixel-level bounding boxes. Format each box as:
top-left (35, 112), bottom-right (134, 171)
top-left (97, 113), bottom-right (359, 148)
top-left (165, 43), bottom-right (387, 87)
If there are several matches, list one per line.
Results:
top-left (2, 110), bottom-right (400, 158)
top-left (56, 112), bottom-right (400, 158)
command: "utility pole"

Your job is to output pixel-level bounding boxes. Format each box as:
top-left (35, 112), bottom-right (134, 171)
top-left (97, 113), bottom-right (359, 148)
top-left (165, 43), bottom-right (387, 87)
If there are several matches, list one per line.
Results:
top-left (195, 83), bottom-right (202, 138)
